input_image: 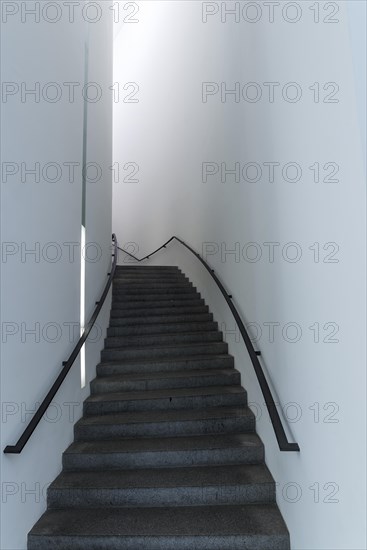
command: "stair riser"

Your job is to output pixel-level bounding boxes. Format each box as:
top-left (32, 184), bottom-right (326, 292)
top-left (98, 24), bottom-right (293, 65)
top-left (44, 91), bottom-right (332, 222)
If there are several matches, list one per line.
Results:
top-left (113, 277), bottom-right (193, 290)
top-left (101, 343), bottom-right (228, 361)
top-left (113, 283), bottom-right (192, 291)
top-left (90, 371), bottom-right (240, 394)
top-left (63, 446), bottom-right (264, 471)
top-left (104, 332), bottom-right (223, 349)
top-left (115, 270), bottom-right (183, 276)
top-left (110, 308), bottom-right (209, 320)
top-left (111, 300), bottom-right (205, 312)
top-left (113, 287), bottom-right (195, 296)
top-left (112, 295), bottom-right (201, 305)
top-left (48, 482), bottom-right (275, 509)
top-left (115, 267), bottom-right (181, 272)
top-left (75, 416), bottom-right (255, 441)
top-left (29, 534), bottom-right (290, 550)
top-left (114, 271), bottom-right (185, 277)
top-left (84, 393), bottom-right (246, 416)
top-left (114, 276), bottom-right (186, 282)
top-left (96, 356), bottom-right (234, 376)
top-left (115, 273), bottom-right (182, 276)
top-left (107, 321), bottom-right (218, 336)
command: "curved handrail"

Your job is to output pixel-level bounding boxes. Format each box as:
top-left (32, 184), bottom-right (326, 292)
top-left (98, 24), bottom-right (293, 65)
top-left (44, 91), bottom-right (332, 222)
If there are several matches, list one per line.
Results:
top-left (119, 236), bottom-right (300, 452)
top-left (4, 234), bottom-right (118, 454)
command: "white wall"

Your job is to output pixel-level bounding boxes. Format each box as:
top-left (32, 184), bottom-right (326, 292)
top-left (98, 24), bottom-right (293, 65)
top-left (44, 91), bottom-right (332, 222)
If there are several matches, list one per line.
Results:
top-left (0, 2), bottom-right (113, 548)
top-left (113, 2), bottom-right (366, 548)
top-left (84, 4), bottom-right (114, 388)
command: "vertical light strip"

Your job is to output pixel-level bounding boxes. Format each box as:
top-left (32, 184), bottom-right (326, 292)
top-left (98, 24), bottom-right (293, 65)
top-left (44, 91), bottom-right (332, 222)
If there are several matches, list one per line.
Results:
top-left (80, 20), bottom-right (90, 388)
top-left (80, 224), bottom-right (86, 388)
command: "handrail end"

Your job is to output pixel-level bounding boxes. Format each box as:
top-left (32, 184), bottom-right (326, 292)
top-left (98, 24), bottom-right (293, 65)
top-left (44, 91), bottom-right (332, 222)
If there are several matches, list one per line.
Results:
top-left (4, 445), bottom-right (20, 454)
top-left (280, 442), bottom-right (300, 452)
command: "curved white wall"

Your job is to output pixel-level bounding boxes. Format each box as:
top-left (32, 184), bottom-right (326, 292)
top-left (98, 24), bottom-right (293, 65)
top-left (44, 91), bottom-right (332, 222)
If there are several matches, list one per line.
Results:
top-left (113, 2), bottom-right (366, 548)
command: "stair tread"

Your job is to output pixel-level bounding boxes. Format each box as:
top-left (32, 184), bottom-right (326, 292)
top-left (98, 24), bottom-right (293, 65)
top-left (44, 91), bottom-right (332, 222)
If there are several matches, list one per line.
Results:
top-left (94, 367), bottom-right (237, 383)
top-left (90, 369), bottom-right (240, 395)
top-left (112, 299), bottom-right (202, 305)
top-left (51, 463), bottom-right (273, 490)
top-left (112, 302), bottom-right (202, 308)
top-left (115, 266), bottom-right (181, 268)
top-left (106, 330), bottom-right (221, 338)
top-left (85, 385), bottom-right (245, 404)
top-left (112, 294), bottom-right (200, 301)
top-left (114, 272), bottom-right (186, 276)
top-left (113, 280), bottom-right (189, 284)
top-left (110, 312), bottom-right (211, 320)
top-left (65, 433), bottom-right (262, 455)
top-left (110, 309), bottom-right (209, 320)
top-left (113, 281), bottom-right (191, 286)
top-left (102, 341), bottom-right (227, 353)
top-left (115, 267), bottom-right (181, 270)
top-left (98, 354), bottom-right (232, 369)
top-left (111, 303), bottom-right (206, 313)
top-left (29, 504), bottom-right (288, 537)
top-left (107, 322), bottom-right (218, 335)
top-left (77, 406), bottom-right (253, 427)
top-left (112, 298), bottom-right (201, 304)
top-left (113, 282), bottom-right (190, 287)
top-left (104, 331), bottom-right (223, 347)
top-left (113, 299), bottom-right (200, 302)
top-left (108, 320), bottom-right (216, 328)
top-left (111, 303), bottom-right (205, 311)
top-left (113, 279), bottom-right (186, 283)
top-left (113, 292), bottom-right (198, 298)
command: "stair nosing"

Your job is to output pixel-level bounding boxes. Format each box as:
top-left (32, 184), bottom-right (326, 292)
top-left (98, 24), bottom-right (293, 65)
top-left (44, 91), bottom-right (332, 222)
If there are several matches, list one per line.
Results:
top-left (85, 385), bottom-right (246, 404)
top-left (77, 406), bottom-right (254, 427)
top-left (64, 433), bottom-right (264, 455)
top-left (92, 367), bottom-right (239, 383)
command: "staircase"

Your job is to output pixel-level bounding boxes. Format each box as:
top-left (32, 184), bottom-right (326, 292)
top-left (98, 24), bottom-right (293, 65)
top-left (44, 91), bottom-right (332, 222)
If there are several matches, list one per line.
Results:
top-left (28, 265), bottom-right (290, 549)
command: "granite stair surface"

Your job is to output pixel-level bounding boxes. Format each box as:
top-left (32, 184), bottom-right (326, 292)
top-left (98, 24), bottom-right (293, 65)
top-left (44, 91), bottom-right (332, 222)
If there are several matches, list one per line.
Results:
top-left (28, 265), bottom-right (290, 550)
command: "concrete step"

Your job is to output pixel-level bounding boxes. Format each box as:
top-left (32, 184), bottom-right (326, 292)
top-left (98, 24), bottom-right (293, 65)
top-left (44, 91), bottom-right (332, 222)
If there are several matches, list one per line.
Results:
top-left (101, 341), bottom-right (228, 362)
top-left (104, 331), bottom-right (223, 349)
top-left (48, 464), bottom-right (275, 509)
top-left (107, 321), bottom-right (218, 336)
top-left (75, 406), bottom-right (255, 440)
top-left (115, 268), bottom-right (184, 274)
top-left (115, 266), bottom-right (181, 271)
top-left (113, 282), bottom-right (192, 290)
top-left (110, 305), bottom-right (209, 319)
top-left (28, 504), bottom-right (290, 550)
top-left (112, 293), bottom-right (201, 304)
top-left (111, 299), bottom-right (205, 311)
top-left (115, 267), bottom-right (184, 273)
top-left (114, 270), bottom-right (183, 278)
top-left (90, 368), bottom-right (240, 394)
top-left (113, 274), bottom-right (187, 281)
top-left (113, 281), bottom-right (191, 288)
top-left (113, 277), bottom-right (189, 285)
top-left (84, 385), bottom-right (247, 416)
top-left (113, 286), bottom-right (196, 296)
top-left (63, 433), bottom-right (264, 471)
top-left (113, 288), bottom-right (193, 296)
top-left (96, 354), bottom-right (234, 376)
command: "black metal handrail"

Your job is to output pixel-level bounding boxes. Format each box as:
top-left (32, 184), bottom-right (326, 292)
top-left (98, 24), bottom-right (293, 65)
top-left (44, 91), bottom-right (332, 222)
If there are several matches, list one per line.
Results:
top-left (4, 234), bottom-right (118, 454)
top-left (119, 236), bottom-right (300, 452)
